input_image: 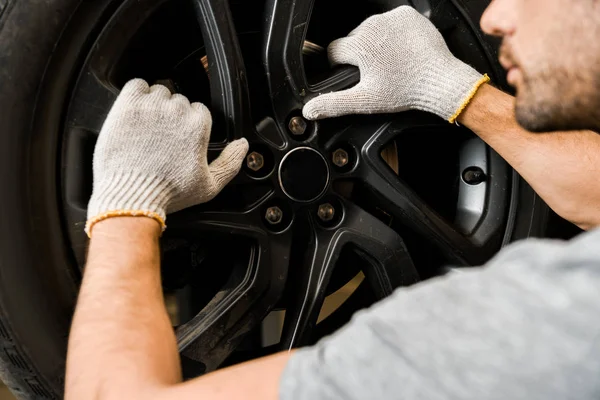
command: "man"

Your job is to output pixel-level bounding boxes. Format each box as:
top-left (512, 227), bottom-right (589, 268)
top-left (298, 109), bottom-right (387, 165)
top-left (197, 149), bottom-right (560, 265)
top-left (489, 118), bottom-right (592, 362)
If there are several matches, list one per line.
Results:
top-left (65, 0), bottom-right (600, 399)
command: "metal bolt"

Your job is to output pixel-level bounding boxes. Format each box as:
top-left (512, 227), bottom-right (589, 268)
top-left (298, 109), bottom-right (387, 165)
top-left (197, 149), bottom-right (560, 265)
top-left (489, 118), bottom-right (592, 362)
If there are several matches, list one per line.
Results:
top-left (246, 152), bottom-right (264, 172)
top-left (332, 149), bottom-right (349, 168)
top-left (265, 206), bottom-right (283, 225)
top-left (288, 116), bottom-right (307, 136)
top-left (462, 167), bottom-right (486, 185)
top-left (317, 203), bottom-right (335, 222)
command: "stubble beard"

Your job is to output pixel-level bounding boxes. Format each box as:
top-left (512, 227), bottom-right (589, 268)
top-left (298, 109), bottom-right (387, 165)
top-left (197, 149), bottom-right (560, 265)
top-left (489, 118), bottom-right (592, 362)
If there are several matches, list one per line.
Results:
top-left (514, 66), bottom-right (600, 133)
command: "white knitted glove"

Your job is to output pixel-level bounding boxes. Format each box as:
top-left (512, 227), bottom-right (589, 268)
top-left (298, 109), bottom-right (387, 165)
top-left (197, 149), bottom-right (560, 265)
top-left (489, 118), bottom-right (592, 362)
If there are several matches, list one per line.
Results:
top-left (85, 78), bottom-right (249, 236)
top-left (303, 6), bottom-right (489, 123)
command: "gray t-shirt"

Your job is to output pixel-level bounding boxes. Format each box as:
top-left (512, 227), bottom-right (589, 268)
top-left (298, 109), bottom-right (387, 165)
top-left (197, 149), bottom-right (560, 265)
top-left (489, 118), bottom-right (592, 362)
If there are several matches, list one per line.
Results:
top-left (280, 228), bottom-right (600, 399)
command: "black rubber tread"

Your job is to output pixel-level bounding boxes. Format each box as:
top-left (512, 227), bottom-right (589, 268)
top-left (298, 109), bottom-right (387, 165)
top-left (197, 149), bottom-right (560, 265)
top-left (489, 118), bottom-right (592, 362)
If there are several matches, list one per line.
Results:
top-left (0, 1), bottom-right (83, 398)
top-left (0, 5), bottom-right (42, 397)
top-left (0, 0), bottom-right (9, 19)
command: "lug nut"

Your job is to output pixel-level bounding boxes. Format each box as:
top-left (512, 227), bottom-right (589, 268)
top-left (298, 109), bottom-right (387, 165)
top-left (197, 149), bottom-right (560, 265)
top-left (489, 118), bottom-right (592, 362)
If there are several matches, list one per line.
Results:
top-left (288, 116), bottom-right (307, 136)
top-left (317, 203), bottom-right (335, 222)
top-left (462, 167), bottom-right (486, 185)
top-left (332, 149), bottom-right (349, 168)
top-left (246, 151), bottom-right (264, 172)
top-left (265, 206), bottom-right (283, 225)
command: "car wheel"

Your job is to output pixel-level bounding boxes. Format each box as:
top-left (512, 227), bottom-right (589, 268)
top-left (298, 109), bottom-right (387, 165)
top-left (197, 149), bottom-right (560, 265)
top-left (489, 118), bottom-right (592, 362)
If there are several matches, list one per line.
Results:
top-left (0, 0), bottom-right (549, 397)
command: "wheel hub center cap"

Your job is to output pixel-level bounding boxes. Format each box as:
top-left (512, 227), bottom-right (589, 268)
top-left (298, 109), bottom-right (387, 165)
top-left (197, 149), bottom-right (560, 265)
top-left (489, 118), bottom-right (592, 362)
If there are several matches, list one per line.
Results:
top-left (279, 147), bottom-right (329, 202)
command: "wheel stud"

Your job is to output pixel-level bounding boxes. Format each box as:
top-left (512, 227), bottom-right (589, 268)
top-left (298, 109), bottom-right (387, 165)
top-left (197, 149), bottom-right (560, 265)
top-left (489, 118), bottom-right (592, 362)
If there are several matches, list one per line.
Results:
top-left (265, 206), bottom-right (283, 225)
top-left (332, 149), bottom-right (349, 168)
top-left (288, 116), bottom-right (307, 136)
top-left (246, 151), bottom-right (264, 172)
top-left (317, 203), bottom-right (335, 222)
top-left (462, 167), bottom-right (486, 185)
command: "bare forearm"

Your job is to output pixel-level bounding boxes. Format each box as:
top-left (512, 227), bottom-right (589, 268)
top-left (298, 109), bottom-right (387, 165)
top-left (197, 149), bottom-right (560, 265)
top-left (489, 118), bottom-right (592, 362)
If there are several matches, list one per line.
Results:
top-left (65, 217), bottom-right (180, 399)
top-left (459, 84), bottom-right (600, 229)
top-left (65, 217), bottom-right (290, 400)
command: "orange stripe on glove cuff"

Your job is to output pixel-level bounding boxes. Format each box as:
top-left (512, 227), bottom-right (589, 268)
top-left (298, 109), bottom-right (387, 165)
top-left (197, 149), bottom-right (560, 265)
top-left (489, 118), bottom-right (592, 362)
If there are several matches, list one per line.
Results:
top-left (448, 74), bottom-right (490, 124)
top-left (85, 210), bottom-right (166, 237)
top-left (84, 172), bottom-right (172, 238)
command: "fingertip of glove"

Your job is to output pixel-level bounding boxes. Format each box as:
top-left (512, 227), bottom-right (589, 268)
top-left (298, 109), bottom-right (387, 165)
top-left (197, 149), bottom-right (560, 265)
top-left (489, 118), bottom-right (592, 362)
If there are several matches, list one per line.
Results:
top-left (149, 84), bottom-right (172, 98)
top-left (236, 137), bottom-right (249, 149)
top-left (191, 102), bottom-right (211, 116)
top-left (209, 139), bottom-right (250, 182)
top-left (122, 78), bottom-right (150, 94)
top-left (190, 102), bottom-right (212, 127)
top-left (302, 103), bottom-right (321, 121)
top-left (327, 37), bottom-right (359, 67)
top-left (229, 137), bottom-right (250, 157)
top-left (170, 93), bottom-right (191, 107)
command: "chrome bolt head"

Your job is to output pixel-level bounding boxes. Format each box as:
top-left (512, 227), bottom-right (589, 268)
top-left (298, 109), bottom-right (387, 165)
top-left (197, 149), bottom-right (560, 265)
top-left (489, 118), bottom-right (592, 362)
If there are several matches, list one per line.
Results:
top-left (265, 206), bottom-right (283, 225)
top-left (317, 203), bottom-right (335, 222)
top-left (288, 116), bottom-right (308, 136)
top-left (246, 151), bottom-right (264, 172)
top-left (332, 149), bottom-right (349, 168)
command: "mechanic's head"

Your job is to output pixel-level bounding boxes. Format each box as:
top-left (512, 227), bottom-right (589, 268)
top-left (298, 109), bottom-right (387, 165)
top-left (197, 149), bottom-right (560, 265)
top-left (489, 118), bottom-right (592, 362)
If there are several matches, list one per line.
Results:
top-left (480, 0), bottom-right (600, 132)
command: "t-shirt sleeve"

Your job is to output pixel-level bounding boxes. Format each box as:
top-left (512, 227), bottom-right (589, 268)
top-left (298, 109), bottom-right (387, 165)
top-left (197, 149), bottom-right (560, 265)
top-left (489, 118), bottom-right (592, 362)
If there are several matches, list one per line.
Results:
top-left (279, 229), bottom-right (600, 400)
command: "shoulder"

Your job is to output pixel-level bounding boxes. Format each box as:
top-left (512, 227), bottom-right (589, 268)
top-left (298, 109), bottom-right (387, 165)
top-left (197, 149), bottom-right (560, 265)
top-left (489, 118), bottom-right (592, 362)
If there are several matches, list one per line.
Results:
top-left (280, 229), bottom-right (600, 400)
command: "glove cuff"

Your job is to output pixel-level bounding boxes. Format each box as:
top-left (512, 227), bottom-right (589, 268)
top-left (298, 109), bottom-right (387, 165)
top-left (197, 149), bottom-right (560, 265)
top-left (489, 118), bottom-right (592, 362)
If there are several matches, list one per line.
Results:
top-left (85, 171), bottom-right (173, 237)
top-left (414, 59), bottom-right (490, 123)
top-left (447, 73), bottom-right (490, 124)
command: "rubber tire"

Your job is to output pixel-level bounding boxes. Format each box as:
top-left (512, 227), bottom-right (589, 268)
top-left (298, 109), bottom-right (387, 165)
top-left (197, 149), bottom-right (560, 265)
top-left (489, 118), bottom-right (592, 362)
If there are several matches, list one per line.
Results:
top-left (0, 0), bottom-right (549, 399)
top-left (0, 0), bottom-right (85, 398)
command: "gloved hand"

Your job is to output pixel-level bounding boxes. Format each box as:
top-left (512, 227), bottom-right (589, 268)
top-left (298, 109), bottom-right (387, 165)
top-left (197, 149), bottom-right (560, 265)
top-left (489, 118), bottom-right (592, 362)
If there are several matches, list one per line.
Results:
top-left (302, 6), bottom-right (489, 123)
top-left (85, 78), bottom-right (249, 236)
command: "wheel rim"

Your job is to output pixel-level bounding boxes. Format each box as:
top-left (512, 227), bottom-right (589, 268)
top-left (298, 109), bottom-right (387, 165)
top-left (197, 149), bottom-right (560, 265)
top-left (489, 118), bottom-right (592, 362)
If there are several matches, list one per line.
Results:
top-left (58, 0), bottom-right (522, 375)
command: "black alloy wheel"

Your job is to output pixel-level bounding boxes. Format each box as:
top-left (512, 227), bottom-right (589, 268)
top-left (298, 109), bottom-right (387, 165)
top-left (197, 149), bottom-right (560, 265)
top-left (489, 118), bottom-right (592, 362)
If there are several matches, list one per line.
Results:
top-left (0, 0), bottom-right (550, 397)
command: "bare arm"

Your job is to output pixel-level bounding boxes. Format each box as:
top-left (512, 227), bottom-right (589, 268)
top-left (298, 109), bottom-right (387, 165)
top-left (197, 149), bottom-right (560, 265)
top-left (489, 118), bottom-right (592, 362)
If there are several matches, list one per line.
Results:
top-left (65, 217), bottom-right (290, 400)
top-left (459, 84), bottom-right (600, 230)
top-left (65, 217), bottom-right (179, 399)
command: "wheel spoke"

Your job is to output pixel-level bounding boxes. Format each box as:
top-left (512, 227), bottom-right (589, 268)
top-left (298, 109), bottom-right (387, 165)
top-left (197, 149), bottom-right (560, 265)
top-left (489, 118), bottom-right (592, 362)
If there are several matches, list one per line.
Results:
top-left (176, 230), bottom-right (291, 372)
top-left (358, 118), bottom-right (482, 265)
top-left (167, 206), bottom-right (265, 238)
top-left (62, 70), bottom-right (118, 265)
top-left (279, 218), bottom-right (345, 349)
top-left (321, 117), bottom-right (392, 153)
top-left (264, 0), bottom-right (314, 112)
top-left (280, 202), bottom-right (418, 349)
top-left (342, 201), bottom-right (419, 298)
top-left (65, 67), bottom-right (118, 134)
top-left (363, 167), bottom-right (482, 264)
top-left (64, 0), bottom-right (176, 132)
top-left (263, 0), bottom-right (362, 119)
top-left (171, 203), bottom-right (289, 371)
top-left (191, 0), bottom-right (254, 142)
top-left (307, 66), bottom-right (360, 99)
top-left (323, 113), bottom-right (439, 157)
